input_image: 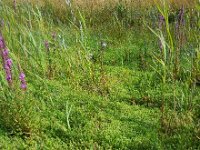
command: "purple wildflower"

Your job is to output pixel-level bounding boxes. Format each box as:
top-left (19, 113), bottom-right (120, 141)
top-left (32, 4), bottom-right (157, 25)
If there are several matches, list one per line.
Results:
top-left (4, 57), bottom-right (13, 84)
top-left (6, 58), bottom-right (12, 69)
top-left (4, 60), bottom-right (12, 84)
top-left (3, 49), bottom-right (9, 57)
top-left (6, 73), bottom-right (12, 82)
top-left (0, 35), bottom-right (6, 49)
top-left (19, 72), bottom-right (25, 80)
top-left (1, 49), bottom-right (9, 67)
top-left (159, 15), bottom-right (165, 29)
top-left (0, 35), bottom-right (13, 86)
top-left (21, 83), bottom-right (27, 89)
top-left (19, 72), bottom-right (27, 90)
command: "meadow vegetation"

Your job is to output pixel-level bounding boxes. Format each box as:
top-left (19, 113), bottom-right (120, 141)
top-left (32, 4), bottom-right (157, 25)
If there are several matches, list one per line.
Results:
top-left (0, 0), bottom-right (199, 149)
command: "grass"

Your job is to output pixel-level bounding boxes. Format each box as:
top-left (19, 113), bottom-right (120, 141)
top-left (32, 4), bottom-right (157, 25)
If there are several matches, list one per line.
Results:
top-left (0, 0), bottom-right (199, 149)
top-left (0, 80), bottom-right (161, 149)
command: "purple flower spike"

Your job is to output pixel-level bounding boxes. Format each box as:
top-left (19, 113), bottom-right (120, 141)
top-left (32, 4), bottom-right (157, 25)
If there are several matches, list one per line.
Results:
top-left (4, 58), bottom-right (12, 83)
top-left (0, 35), bottom-right (13, 87)
top-left (6, 58), bottom-right (12, 69)
top-left (5, 67), bottom-right (12, 83)
top-left (3, 49), bottom-right (9, 57)
top-left (159, 15), bottom-right (165, 29)
top-left (21, 83), bottom-right (27, 89)
top-left (6, 74), bottom-right (12, 81)
top-left (0, 36), bottom-right (6, 49)
top-left (19, 72), bottom-right (25, 80)
top-left (0, 42), bottom-right (2, 48)
top-left (19, 72), bottom-right (27, 90)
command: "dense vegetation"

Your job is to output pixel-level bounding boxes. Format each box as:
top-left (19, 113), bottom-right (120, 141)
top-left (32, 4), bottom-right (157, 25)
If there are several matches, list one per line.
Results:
top-left (0, 0), bottom-right (199, 149)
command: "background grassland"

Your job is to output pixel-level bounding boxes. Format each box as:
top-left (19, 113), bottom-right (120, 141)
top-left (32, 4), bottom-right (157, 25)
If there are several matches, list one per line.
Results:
top-left (0, 0), bottom-right (199, 149)
top-left (16, 0), bottom-right (196, 7)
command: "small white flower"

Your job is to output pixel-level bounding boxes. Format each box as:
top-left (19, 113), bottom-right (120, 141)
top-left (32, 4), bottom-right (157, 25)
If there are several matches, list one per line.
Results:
top-left (87, 53), bottom-right (94, 60)
top-left (101, 41), bottom-right (107, 49)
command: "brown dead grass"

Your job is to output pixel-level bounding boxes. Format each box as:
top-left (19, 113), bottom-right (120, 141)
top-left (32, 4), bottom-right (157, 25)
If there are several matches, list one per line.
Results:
top-left (15, 0), bottom-right (197, 9)
top-left (5, 0), bottom-right (197, 23)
